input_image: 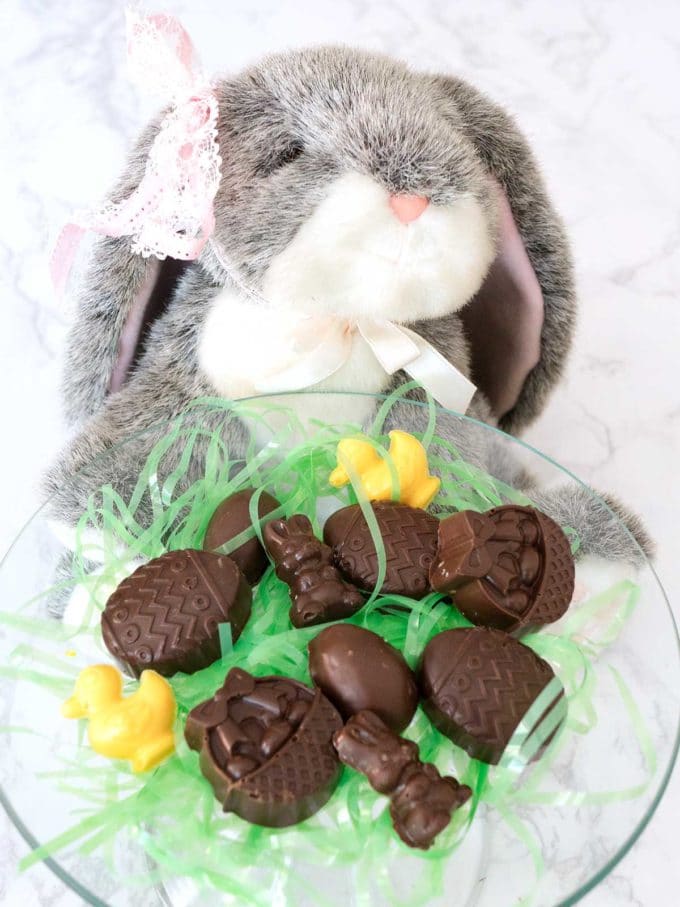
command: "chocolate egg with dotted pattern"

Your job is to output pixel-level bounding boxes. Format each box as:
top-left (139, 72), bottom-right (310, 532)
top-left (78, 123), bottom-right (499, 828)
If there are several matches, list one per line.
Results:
top-left (419, 627), bottom-right (565, 764)
top-left (102, 549), bottom-right (252, 677)
top-left (323, 501), bottom-right (438, 599)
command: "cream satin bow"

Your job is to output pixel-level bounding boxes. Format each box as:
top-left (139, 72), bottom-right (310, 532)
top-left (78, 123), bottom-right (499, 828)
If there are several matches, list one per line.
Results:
top-left (251, 316), bottom-right (477, 414)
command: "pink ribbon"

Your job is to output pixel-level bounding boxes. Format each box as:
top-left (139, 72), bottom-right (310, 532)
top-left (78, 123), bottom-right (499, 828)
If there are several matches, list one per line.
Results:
top-left (50, 10), bottom-right (221, 296)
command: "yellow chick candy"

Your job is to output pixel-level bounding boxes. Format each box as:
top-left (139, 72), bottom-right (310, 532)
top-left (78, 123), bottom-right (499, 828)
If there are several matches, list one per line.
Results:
top-left (329, 430), bottom-right (441, 510)
top-left (61, 664), bottom-right (176, 773)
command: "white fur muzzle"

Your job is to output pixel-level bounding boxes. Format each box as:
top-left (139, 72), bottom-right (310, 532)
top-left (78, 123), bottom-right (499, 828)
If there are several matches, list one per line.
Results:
top-left (199, 171), bottom-right (495, 433)
top-left (260, 172), bottom-right (496, 321)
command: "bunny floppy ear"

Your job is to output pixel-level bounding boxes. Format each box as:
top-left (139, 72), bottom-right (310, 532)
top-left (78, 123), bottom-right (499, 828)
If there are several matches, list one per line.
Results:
top-left (56, 11), bottom-right (221, 425)
top-left (459, 182), bottom-right (545, 422)
top-left (428, 75), bottom-right (576, 434)
top-left (61, 118), bottom-right (172, 423)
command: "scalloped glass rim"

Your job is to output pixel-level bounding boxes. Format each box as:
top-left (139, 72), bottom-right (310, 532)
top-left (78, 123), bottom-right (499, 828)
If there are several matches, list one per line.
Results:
top-left (0, 389), bottom-right (677, 907)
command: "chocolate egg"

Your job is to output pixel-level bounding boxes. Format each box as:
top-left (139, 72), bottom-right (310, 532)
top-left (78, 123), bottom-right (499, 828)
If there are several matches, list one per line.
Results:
top-left (323, 501), bottom-right (438, 599)
top-left (102, 549), bottom-right (252, 677)
top-left (308, 623), bottom-right (418, 733)
top-left (204, 488), bottom-right (280, 584)
top-left (419, 627), bottom-right (565, 764)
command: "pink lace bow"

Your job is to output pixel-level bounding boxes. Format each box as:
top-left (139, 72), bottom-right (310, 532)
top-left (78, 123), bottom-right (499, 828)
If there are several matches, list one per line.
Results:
top-left (51, 10), bottom-right (222, 295)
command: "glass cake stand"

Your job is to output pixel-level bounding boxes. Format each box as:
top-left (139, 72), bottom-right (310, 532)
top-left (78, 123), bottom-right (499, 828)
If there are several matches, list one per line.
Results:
top-left (0, 392), bottom-right (678, 907)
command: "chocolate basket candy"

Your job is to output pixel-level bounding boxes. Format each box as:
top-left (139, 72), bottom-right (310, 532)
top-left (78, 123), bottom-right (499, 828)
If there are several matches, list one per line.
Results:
top-left (430, 505), bottom-right (575, 631)
top-left (185, 667), bottom-right (343, 827)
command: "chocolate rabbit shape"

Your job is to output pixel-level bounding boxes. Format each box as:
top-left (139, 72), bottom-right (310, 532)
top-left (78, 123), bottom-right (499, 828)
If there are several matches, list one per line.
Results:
top-left (263, 514), bottom-right (364, 627)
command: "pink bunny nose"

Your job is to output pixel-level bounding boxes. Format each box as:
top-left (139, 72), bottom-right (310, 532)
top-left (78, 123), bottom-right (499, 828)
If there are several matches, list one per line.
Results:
top-left (389, 193), bottom-right (430, 224)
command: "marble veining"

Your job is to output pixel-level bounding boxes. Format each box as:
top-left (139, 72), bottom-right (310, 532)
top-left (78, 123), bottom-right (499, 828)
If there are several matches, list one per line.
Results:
top-left (0, 0), bottom-right (679, 904)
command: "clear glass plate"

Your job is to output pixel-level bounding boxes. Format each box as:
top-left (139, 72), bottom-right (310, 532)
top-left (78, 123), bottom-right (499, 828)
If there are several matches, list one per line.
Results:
top-left (0, 392), bottom-right (678, 907)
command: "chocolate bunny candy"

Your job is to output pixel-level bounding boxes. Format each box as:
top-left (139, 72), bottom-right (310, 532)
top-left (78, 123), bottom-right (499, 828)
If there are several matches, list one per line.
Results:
top-left (263, 514), bottom-right (364, 627)
top-left (46, 23), bottom-right (649, 575)
top-left (334, 710), bottom-right (471, 849)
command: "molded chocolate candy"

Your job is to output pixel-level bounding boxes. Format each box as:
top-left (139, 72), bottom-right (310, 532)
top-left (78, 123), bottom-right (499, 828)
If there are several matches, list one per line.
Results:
top-left (102, 549), bottom-right (251, 677)
top-left (204, 488), bottom-right (280, 584)
top-left (308, 624), bottom-right (418, 733)
top-left (185, 668), bottom-right (343, 827)
top-left (333, 710), bottom-right (471, 849)
top-left (323, 501), bottom-right (438, 599)
top-left (263, 514), bottom-right (365, 627)
top-left (429, 505), bottom-right (574, 631)
top-left (419, 627), bottom-right (565, 764)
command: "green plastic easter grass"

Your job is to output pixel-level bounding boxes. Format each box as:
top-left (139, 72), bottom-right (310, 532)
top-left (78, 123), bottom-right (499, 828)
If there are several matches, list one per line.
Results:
top-left (0, 390), bottom-right (654, 905)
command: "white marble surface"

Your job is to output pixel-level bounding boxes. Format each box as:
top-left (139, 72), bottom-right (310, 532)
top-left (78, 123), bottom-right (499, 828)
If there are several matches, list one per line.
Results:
top-left (0, 0), bottom-right (678, 904)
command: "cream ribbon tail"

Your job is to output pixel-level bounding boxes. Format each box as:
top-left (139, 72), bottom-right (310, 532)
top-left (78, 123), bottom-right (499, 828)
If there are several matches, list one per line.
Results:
top-left (253, 317), bottom-right (477, 415)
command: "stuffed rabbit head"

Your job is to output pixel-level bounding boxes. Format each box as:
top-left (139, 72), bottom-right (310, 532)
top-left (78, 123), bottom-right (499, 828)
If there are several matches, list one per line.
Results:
top-left (204, 46), bottom-right (499, 325)
top-left (63, 41), bottom-right (574, 437)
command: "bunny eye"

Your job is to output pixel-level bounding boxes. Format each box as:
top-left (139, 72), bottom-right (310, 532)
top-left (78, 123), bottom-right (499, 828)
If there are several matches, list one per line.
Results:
top-left (259, 141), bottom-right (304, 176)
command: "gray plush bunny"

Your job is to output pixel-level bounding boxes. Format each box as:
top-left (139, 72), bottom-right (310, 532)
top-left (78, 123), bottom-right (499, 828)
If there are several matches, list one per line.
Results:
top-left (45, 45), bottom-right (650, 564)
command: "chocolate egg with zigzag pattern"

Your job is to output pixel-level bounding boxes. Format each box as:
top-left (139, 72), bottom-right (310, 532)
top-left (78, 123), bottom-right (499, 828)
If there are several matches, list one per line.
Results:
top-left (419, 627), bottom-right (565, 764)
top-left (102, 549), bottom-right (252, 677)
top-left (323, 501), bottom-right (438, 599)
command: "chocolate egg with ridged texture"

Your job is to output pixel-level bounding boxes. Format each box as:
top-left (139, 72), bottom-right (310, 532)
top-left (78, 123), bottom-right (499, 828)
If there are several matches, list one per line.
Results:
top-left (323, 501), bottom-right (438, 599)
top-left (308, 623), bottom-right (418, 733)
top-left (102, 549), bottom-right (252, 677)
top-left (419, 627), bottom-right (565, 764)
top-left (203, 488), bottom-right (280, 585)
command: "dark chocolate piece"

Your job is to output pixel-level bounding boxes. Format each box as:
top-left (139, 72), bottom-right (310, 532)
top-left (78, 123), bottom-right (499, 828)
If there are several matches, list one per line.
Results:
top-left (308, 623), bottom-right (418, 733)
top-left (419, 627), bottom-right (565, 764)
top-left (429, 505), bottom-right (574, 631)
top-left (323, 501), bottom-right (438, 599)
top-left (333, 710), bottom-right (471, 849)
top-left (263, 514), bottom-right (364, 628)
top-left (204, 488), bottom-right (280, 585)
top-left (102, 550), bottom-right (251, 677)
top-left (185, 667), bottom-right (343, 827)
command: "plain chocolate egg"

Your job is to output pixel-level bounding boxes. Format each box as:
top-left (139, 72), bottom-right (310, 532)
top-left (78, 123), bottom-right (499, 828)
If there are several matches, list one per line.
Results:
top-left (204, 488), bottom-right (280, 585)
top-left (308, 623), bottom-right (418, 733)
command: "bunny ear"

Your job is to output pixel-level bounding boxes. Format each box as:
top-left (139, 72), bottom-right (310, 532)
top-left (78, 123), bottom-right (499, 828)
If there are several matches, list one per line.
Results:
top-left (459, 184), bottom-right (545, 421)
top-left (263, 519), bottom-right (291, 555)
top-left (52, 11), bottom-right (220, 295)
top-left (60, 117), bottom-right (191, 424)
top-left (429, 73), bottom-right (575, 432)
top-left (58, 11), bottom-right (221, 423)
top-left (109, 255), bottom-right (190, 394)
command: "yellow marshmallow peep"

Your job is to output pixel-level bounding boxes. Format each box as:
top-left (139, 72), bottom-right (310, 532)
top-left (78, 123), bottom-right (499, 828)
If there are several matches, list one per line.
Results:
top-left (62, 664), bottom-right (176, 773)
top-left (329, 430), bottom-right (441, 510)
